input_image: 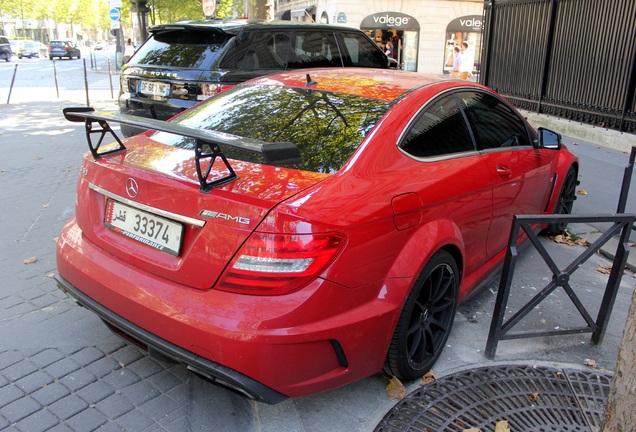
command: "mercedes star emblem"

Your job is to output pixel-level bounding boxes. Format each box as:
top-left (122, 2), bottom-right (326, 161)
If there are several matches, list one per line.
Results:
top-left (126, 178), bottom-right (139, 198)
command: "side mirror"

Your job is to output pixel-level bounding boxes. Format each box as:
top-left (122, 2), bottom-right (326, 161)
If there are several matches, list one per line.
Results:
top-left (538, 127), bottom-right (561, 149)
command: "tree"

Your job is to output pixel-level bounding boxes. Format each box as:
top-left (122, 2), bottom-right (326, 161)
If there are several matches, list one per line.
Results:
top-left (215, 0), bottom-right (245, 19)
top-left (602, 286), bottom-right (636, 431)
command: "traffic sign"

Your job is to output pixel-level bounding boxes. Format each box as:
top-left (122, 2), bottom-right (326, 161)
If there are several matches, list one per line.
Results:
top-left (109, 8), bottom-right (121, 21)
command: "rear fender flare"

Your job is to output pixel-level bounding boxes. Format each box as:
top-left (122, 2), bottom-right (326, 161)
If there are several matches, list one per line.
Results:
top-left (387, 218), bottom-right (465, 287)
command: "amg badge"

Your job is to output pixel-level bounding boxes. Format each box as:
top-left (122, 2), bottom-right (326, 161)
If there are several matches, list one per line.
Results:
top-left (199, 210), bottom-right (250, 225)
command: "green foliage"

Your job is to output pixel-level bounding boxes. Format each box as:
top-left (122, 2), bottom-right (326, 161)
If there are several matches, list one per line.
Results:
top-left (216, 0), bottom-right (245, 19)
top-left (1, 0), bottom-right (253, 34)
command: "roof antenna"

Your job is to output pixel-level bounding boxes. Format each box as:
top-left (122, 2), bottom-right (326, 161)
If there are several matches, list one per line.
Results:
top-left (306, 74), bottom-right (318, 86)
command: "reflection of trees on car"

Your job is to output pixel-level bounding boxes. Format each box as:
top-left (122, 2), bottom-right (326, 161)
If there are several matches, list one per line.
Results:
top-left (174, 85), bottom-right (389, 173)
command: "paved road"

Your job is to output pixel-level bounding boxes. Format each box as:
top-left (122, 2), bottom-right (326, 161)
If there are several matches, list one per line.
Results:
top-left (0, 90), bottom-right (634, 431)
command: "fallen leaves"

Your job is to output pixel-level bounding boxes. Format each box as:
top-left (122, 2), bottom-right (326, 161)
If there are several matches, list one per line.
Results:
top-left (421, 370), bottom-right (436, 386)
top-left (597, 264), bottom-right (612, 275)
top-left (495, 420), bottom-right (511, 432)
top-left (23, 257), bottom-right (38, 265)
top-left (530, 392), bottom-right (539, 403)
top-left (577, 190), bottom-right (588, 195)
top-left (462, 420), bottom-right (509, 432)
top-left (551, 231), bottom-right (587, 247)
top-left (385, 376), bottom-right (405, 401)
top-left (584, 359), bottom-right (599, 368)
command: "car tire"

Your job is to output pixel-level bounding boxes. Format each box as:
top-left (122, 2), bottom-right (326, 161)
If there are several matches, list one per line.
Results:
top-left (77, 52), bottom-right (81, 59)
top-left (385, 249), bottom-right (459, 381)
top-left (544, 166), bottom-right (577, 236)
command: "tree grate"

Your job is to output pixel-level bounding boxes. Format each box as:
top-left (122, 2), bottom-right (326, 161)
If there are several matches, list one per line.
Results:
top-left (375, 365), bottom-right (612, 432)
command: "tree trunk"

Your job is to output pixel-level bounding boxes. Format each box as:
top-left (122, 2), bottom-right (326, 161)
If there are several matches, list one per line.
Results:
top-left (602, 286), bottom-right (636, 431)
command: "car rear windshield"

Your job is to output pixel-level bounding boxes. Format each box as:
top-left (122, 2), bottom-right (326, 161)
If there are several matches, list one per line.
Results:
top-left (50, 41), bottom-right (67, 48)
top-left (129, 29), bottom-right (232, 69)
top-left (153, 85), bottom-right (390, 173)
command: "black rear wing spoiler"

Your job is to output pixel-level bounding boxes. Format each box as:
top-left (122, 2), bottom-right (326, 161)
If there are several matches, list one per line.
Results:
top-left (62, 107), bottom-right (301, 193)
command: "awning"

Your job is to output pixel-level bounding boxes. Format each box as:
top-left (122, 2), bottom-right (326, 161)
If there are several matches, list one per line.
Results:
top-left (291, 5), bottom-right (316, 20)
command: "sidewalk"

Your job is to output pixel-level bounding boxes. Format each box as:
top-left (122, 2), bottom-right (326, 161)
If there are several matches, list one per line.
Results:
top-left (0, 95), bottom-right (634, 432)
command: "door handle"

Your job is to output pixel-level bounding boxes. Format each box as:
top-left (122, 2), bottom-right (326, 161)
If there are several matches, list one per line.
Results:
top-left (496, 165), bottom-right (512, 178)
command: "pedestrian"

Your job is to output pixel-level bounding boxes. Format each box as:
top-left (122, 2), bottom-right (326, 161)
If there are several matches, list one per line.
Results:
top-left (450, 46), bottom-right (462, 79)
top-left (384, 39), bottom-right (393, 58)
top-left (459, 41), bottom-right (474, 80)
top-left (123, 38), bottom-right (135, 63)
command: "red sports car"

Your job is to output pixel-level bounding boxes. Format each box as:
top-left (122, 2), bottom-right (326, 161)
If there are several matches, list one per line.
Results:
top-left (56, 68), bottom-right (578, 403)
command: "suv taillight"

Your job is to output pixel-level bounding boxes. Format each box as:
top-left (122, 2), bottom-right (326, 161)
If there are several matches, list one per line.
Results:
top-left (217, 232), bottom-right (346, 295)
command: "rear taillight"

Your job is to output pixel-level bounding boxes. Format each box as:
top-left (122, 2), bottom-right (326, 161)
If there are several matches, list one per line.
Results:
top-left (218, 232), bottom-right (346, 295)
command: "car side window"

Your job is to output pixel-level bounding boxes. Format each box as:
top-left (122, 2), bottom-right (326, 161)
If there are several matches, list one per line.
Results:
top-left (219, 30), bottom-right (291, 70)
top-left (288, 31), bottom-right (341, 68)
top-left (337, 32), bottom-right (387, 68)
top-left (400, 95), bottom-right (475, 158)
top-left (456, 91), bottom-right (530, 150)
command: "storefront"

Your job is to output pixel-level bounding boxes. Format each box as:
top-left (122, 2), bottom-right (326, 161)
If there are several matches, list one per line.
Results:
top-left (360, 12), bottom-right (420, 72)
top-left (274, 0), bottom-right (484, 75)
top-left (443, 15), bottom-right (483, 76)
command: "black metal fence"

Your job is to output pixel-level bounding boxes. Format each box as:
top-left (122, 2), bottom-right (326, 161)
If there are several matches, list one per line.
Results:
top-left (485, 146), bottom-right (636, 358)
top-left (480, 0), bottom-right (636, 134)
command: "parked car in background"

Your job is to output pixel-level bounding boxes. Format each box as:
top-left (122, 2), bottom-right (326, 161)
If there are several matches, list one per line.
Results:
top-left (119, 19), bottom-right (394, 136)
top-left (58, 68), bottom-right (579, 403)
top-left (48, 40), bottom-right (81, 60)
top-left (94, 41), bottom-right (107, 50)
top-left (18, 41), bottom-right (46, 58)
top-left (9, 39), bottom-right (22, 55)
top-left (0, 36), bottom-right (10, 61)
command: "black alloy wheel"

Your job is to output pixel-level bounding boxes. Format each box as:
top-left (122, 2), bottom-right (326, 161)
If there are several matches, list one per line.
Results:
top-left (545, 166), bottom-right (577, 236)
top-left (386, 250), bottom-right (459, 381)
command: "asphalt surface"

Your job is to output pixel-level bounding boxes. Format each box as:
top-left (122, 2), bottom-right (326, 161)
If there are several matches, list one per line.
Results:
top-left (0, 88), bottom-right (635, 432)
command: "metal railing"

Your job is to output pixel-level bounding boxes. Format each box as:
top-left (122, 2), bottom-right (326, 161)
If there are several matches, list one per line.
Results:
top-left (485, 147), bottom-right (636, 358)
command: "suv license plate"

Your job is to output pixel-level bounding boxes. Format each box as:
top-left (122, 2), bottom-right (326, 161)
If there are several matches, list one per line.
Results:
top-left (104, 199), bottom-right (183, 256)
top-left (138, 80), bottom-right (170, 97)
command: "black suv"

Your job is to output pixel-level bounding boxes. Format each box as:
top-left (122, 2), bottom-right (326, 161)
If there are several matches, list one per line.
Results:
top-left (119, 20), bottom-right (392, 136)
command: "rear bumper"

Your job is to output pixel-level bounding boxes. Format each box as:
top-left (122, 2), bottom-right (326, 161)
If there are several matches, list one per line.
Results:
top-left (56, 218), bottom-right (405, 399)
top-left (55, 274), bottom-right (287, 404)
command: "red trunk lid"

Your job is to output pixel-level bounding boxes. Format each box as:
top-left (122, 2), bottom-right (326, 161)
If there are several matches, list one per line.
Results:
top-left (74, 136), bottom-right (328, 289)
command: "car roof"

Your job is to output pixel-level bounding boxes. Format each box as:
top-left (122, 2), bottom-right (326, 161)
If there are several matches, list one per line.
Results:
top-left (243, 68), bottom-right (455, 103)
top-left (149, 19), bottom-right (372, 36)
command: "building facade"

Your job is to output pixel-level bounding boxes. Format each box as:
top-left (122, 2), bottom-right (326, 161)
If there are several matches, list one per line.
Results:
top-left (274, 0), bottom-right (484, 75)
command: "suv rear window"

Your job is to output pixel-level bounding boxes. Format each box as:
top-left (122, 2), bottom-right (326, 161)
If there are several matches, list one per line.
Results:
top-left (129, 29), bottom-right (232, 69)
top-left (153, 85), bottom-right (390, 173)
top-left (50, 41), bottom-right (68, 48)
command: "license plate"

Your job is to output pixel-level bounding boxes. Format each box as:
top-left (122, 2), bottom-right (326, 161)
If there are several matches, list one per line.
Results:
top-left (138, 80), bottom-right (170, 97)
top-left (104, 199), bottom-right (183, 256)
